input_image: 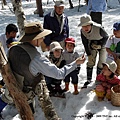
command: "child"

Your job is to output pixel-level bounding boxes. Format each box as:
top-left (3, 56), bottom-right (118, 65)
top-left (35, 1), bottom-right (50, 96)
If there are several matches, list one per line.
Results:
top-left (105, 22), bottom-right (120, 75)
top-left (45, 41), bottom-right (66, 97)
top-left (62, 37), bottom-right (80, 95)
top-left (95, 60), bottom-right (120, 101)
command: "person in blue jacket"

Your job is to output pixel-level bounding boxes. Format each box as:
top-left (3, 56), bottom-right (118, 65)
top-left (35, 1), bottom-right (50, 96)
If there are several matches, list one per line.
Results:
top-left (43, 0), bottom-right (69, 51)
top-left (86, 0), bottom-right (107, 25)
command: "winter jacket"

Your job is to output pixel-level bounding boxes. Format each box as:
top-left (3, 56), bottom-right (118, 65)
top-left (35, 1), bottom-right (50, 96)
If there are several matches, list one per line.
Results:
top-left (81, 24), bottom-right (109, 56)
top-left (48, 52), bottom-right (66, 68)
top-left (62, 50), bottom-right (80, 73)
top-left (43, 10), bottom-right (69, 46)
top-left (87, 0), bottom-right (107, 14)
top-left (96, 74), bottom-right (120, 86)
top-left (45, 52), bottom-right (66, 85)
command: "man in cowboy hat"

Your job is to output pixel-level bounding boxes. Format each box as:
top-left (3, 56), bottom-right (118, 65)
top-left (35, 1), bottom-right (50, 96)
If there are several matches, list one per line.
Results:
top-left (78, 14), bottom-right (109, 88)
top-left (0, 21), bottom-right (85, 119)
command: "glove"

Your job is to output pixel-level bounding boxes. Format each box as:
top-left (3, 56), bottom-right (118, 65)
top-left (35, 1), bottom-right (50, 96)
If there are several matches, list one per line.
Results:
top-left (91, 43), bottom-right (101, 50)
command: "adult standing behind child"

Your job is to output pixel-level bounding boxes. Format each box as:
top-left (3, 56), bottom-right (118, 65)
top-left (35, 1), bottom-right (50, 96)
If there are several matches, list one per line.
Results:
top-left (62, 37), bottom-right (80, 95)
top-left (78, 14), bottom-right (109, 88)
top-left (95, 60), bottom-right (120, 101)
top-left (45, 41), bottom-right (66, 97)
top-left (105, 22), bottom-right (120, 75)
top-left (86, 0), bottom-right (107, 25)
top-left (43, 0), bottom-right (69, 51)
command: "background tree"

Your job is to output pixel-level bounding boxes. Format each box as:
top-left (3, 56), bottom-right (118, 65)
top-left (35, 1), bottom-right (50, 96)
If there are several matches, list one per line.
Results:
top-left (11, 0), bottom-right (26, 36)
top-left (36, 0), bottom-right (43, 17)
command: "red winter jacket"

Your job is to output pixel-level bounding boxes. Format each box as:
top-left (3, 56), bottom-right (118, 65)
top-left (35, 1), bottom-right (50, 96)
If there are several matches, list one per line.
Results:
top-left (96, 74), bottom-right (120, 86)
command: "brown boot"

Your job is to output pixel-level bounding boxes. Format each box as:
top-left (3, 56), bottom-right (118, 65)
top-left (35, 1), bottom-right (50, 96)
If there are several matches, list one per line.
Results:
top-left (73, 84), bottom-right (79, 95)
top-left (63, 82), bottom-right (69, 92)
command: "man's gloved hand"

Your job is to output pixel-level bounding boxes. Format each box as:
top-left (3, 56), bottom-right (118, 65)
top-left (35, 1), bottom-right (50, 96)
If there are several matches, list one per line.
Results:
top-left (91, 43), bottom-right (101, 50)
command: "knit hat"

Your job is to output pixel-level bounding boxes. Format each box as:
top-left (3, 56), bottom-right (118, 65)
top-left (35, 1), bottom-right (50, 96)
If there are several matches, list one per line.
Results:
top-left (78, 14), bottom-right (94, 27)
top-left (54, 0), bottom-right (65, 6)
top-left (50, 41), bottom-right (63, 52)
top-left (113, 22), bottom-right (120, 31)
top-left (65, 37), bottom-right (75, 45)
top-left (102, 60), bottom-right (117, 73)
top-left (19, 22), bottom-right (52, 42)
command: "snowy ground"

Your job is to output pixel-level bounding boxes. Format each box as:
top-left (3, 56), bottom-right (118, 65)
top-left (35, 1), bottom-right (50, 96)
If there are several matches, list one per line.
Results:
top-left (0, 0), bottom-right (120, 120)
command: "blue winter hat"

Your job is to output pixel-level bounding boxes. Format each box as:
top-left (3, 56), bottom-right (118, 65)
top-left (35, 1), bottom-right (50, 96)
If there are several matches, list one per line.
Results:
top-left (113, 22), bottom-right (120, 31)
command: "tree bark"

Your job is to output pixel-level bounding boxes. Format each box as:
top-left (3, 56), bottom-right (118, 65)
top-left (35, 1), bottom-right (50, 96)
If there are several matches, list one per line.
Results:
top-left (3, 0), bottom-right (7, 5)
top-left (36, 0), bottom-right (44, 17)
top-left (11, 0), bottom-right (26, 36)
top-left (69, 0), bottom-right (74, 9)
top-left (0, 42), bottom-right (34, 120)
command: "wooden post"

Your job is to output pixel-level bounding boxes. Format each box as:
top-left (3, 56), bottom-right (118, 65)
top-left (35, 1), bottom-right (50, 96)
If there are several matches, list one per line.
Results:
top-left (0, 42), bottom-right (34, 120)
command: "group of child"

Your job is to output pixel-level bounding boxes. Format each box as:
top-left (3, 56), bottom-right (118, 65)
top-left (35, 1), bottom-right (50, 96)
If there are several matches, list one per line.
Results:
top-left (0, 21), bottom-right (120, 102)
top-left (94, 21), bottom-right (120, 101)
top-left (44, 21), bottom-right (120, 102)
top-left (45, 37), bottom-right (80, 97)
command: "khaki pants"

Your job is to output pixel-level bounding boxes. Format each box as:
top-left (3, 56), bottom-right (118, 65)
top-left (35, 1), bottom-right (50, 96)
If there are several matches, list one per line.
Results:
top-left (87, 48), bottom-right (106, 68)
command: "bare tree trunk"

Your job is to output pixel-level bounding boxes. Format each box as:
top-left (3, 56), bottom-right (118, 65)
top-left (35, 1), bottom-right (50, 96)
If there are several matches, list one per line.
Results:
top-left (11, 0), bottom-right (26, 36)
top-left (3, 0), bottom-right (7, 5)
top-left (36, 0), bottom-right (43, 17)
top-left (69, 0), bottom-right (74, 9)
top-left (0, 42), bottom-right (34, 120)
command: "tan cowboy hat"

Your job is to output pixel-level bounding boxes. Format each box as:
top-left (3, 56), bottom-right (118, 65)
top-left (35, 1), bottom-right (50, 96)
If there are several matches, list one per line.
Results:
top-left (78, 14), bottom-right (94, 27)
top-left (20, 22), bottom-right (52, 42)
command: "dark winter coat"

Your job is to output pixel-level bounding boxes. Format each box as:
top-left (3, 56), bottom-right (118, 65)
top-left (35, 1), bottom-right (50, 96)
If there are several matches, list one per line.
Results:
top-left (43, 10), bottom-right (69, 46)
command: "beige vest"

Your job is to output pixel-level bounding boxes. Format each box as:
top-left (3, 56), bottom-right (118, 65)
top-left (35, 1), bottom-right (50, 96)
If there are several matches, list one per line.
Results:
top-left (82, 24), bottom-right (103, 41)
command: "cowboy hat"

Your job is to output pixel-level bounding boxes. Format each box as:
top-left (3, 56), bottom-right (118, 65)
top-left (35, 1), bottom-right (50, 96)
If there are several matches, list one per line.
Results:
top-left (20, 22), bottom-right (52, 42)
top-left (78, 14), bottom-right (94, 27)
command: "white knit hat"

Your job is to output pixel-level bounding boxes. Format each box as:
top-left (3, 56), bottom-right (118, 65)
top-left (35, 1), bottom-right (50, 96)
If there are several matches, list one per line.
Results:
top-left (102, 60), bottom-right (117, 73)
